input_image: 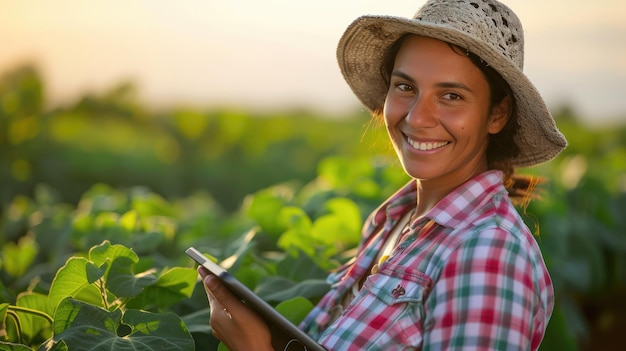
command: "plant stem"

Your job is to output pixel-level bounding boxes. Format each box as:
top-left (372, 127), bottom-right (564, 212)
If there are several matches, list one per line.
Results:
top-left (8, 305), bottom-right (54, 324)
top-left (6, 310), bottom-right (23, 343)
top-left (98, 278), bottom-right (110, 309)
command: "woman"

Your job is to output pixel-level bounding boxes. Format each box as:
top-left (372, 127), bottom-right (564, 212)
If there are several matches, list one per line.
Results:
top-left (199, 0), bottom-right (567, 349)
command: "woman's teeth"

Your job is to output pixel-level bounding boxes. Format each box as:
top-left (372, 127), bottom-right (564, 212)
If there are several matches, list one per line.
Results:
top-left (408, 138), bottom-right (449, 151)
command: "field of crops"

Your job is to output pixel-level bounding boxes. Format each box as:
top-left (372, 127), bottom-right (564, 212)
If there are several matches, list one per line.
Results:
top-left (1, 65), bottom-right (625, 350)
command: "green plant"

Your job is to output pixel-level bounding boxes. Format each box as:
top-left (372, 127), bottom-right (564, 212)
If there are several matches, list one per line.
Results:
top-left (0, 240), bottom-right (197, 350)
top-left (0, 155), bottom-right (409, 350)
top-left (1, 64), bottom-right (625, 350)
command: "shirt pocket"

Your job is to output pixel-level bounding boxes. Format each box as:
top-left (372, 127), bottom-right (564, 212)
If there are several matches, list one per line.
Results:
top-left (366, 263), bottom-right (432, 303)
top-left (353, 263), bottom-right (433, 349)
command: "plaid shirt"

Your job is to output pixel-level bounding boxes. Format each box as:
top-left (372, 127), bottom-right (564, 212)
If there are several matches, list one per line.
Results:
top-left (300, 170), bottom-right (553, 350)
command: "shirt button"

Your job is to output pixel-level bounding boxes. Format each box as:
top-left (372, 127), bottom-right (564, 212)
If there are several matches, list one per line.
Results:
top-left (391, 284), bottom-right (406, 298)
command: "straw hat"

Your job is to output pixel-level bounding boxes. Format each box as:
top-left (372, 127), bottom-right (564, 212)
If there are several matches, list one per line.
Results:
top-left (337, 0), bottom-right (567, 167)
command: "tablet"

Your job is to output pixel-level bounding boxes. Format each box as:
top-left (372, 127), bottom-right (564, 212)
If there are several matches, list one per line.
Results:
top-left (185, 247), bottom-right (326, 351)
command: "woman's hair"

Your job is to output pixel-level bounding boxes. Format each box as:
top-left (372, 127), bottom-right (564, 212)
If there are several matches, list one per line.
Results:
top-left (376, 34), bottom-right (542, 206)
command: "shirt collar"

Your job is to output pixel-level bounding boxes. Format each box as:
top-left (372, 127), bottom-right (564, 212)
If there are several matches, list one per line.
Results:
top-left (372, 170), bottom-right (507, 230)
top-left (426, 170), bottom-right (507, 229)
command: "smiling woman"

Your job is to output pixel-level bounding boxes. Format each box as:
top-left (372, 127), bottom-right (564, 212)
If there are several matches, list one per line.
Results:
top-left (198, 0), bottom-right (568, 350)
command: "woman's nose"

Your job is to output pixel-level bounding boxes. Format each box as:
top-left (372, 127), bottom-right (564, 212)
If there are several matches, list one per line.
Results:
top-left (406, 96), bottom-right (437, 128)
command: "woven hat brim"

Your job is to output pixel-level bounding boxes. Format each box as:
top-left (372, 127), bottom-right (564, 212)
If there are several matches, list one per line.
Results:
top-left (337, 16), bottom-right (567, 168)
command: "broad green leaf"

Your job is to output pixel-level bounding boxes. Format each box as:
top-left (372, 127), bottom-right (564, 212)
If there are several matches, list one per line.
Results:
top-left (70, 213), bottom-right (97, 250)
top-left (351, 178), bottom-right (381, 199)
top-left (85, 261), bottom-right (107, 284)
top-left (277, 207), bottom-right (320, 256)
top-left (15, 293), bottom-right (53, 343)
top-left (154, 267), bottom-right (197, 297)
top-left (93, 211), bottom-right (121, 230)
top-left (276, 207), bottom-right (316, 257)
top-left (311, 198), bottom-right (361, 246)
top-left (277, 199), bottom-right (361, 264)
top-left (180, 309), bottom-right (211, 334)
top-left (119, 210), bottom-right (138, 232)
top-left (274, 297), bottom-right (314, 325)
top-left (105, 256), bottom-right (157, 298)
top-left (125, 231), bottom-right (165, 253)
top-left (78, 183), bottom-right (128, 213)
top-left (89, 241), bottom-right (138, 267)
top-left (232, 265), bottom-right (266, 292)
top-left (140, 216), bottom-right (177, 241)
top-left (48, 257), bottom-right (103, 308)
top-left (325, 198), bottom-right (361, 232)
top-left (276, 253), bottom-right (328, 281)
top-left (125, 267), bottom-right (197, 311)
top-left (317, 156), bottom-right (374, 190)
top-left (1, 235), bottom-right (38, 277)
top-left (277, 228), bottom-right (320, 259)
top-left (246, 189), bottom-right (290, 238)
top-left (221, 229), bottom-right (257, 271)
top-left (130, 190), bottom-right (176, 217)
top-left (0, 303), bottom-right (18, 344)
top-left (312, 215), bottom-right (356, 249)
top-left (52, 298), bottom-right (194, 351)
top-left (276, 207), bottom-right (311, 233)
top-left (256, 277), bottom-right (330, 303)
top-left (317, 156), bottom-right (354, 189)
top-left (71, 213), bottom-right (94, 234)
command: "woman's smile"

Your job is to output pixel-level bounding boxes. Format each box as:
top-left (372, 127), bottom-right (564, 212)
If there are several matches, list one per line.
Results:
top-left (406, 136), bottom-right (450, 152)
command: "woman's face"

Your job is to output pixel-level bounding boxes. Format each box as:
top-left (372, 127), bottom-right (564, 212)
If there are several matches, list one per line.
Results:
top-left (383, 35), bottom-right (509, 187)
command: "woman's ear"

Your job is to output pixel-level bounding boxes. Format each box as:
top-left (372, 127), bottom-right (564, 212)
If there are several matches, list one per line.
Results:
top-left (488, 95), bottom-right (512, 134)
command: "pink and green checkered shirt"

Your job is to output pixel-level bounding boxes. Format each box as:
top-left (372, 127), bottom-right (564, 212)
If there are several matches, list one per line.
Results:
top-left (300, 170), bottom-right (553, 350)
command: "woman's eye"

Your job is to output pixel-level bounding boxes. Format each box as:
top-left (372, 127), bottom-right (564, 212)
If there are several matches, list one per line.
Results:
top-left (396, 83), bottom-right (413, 92)
top-left (442, 92), bottom-right (461, 100)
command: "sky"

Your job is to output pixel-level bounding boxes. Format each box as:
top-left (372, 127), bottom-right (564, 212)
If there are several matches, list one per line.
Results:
top-left (1, 0), bottom-right (625, 124)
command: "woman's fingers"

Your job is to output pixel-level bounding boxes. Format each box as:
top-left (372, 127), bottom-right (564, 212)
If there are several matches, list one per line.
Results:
top-left (197, 266), bottom-right (274, 350)
top-left (203, 275), bottom-right (233, 316)
top-left (199, 267), bottom-right (238, 314)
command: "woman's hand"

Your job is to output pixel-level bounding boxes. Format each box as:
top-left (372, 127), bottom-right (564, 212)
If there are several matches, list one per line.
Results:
top-left (199, 266), bottom-right (274, 351)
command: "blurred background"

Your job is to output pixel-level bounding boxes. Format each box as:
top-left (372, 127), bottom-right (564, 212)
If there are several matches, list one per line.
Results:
top-left (1, 1), bottom-right (625, 350)
top-left (2, 0), bottom-right (625, 122)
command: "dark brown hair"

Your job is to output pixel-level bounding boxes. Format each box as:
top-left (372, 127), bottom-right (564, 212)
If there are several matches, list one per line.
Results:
top-left (376, 34), bottom-right (542, 206)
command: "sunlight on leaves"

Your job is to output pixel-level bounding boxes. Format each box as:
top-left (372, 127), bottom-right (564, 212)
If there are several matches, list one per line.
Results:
top-left (88, 241), bottom-right (138, 267)
top-left (50, 298), bottom-right (194, 351)
top-left (119, 210), bottom-right (139, 232)
top-left (124, 267), bottom-right (197, 311)
top-left (246, 189), bottom-right (291, 238)
top-left (1, 235), bottom-right (38, 277)
top-left (313, 198), bottom-right (361, 246)
top-left (14, 293), bottom-right (53, 344)
top-left (106, 257), bottom-right (157, 298)
top-left (47, 258), bottom-right (103, 309)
